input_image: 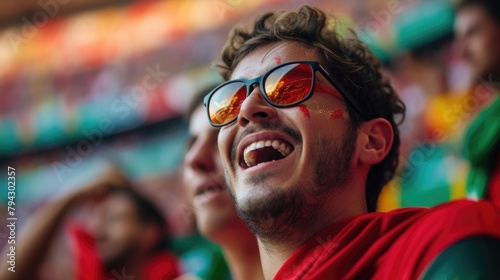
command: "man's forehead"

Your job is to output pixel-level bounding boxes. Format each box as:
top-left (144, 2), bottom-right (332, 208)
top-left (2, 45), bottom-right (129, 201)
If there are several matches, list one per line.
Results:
top-left (231, 41), bottom-right (320, 80)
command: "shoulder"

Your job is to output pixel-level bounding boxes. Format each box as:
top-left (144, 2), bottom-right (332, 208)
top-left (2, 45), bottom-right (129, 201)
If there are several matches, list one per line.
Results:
top-left (274, 209), bottom-right (427, 279)
top-left (417, 200), bottom-right (500, 279)
top-left (381, 199), bottom-right (500, 279)
top-left (415, 199), bottom-right (500, 233)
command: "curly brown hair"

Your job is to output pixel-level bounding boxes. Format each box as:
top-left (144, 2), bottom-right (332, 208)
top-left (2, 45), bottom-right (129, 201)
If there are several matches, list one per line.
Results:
top-left (216, 5), bottom-right (405, 212)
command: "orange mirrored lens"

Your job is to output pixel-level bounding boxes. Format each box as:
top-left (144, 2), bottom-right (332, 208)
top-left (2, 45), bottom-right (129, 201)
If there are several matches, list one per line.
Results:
top-left (264, 63), bottom-right (313, 105)
top-left (209, 82), bottom-right (247, 125)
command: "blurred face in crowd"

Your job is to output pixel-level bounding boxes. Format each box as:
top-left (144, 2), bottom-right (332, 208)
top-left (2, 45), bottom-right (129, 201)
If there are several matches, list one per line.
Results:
top-left (455, 4), bottom-right (500, 78)
top-left (184, 104), bottom-right (244, 240)
top-left (93, 194), bottom-right (149, 267)
top-left (217, 42), bottom-right (358, 238)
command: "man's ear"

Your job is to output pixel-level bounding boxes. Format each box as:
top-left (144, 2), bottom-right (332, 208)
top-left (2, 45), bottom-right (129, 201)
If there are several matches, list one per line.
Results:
top-left (357, 118), bottom-right (393, 165)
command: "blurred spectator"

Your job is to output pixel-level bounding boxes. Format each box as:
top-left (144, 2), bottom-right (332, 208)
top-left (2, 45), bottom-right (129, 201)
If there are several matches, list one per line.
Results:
top-left (0, 166), bottom-right (181, 280)
top-left (378, 39), bottom-right (472, 210)
top-left (455, 0), bottom-right (500, 206)
top-left (181, 85), bottom-right (263, 280)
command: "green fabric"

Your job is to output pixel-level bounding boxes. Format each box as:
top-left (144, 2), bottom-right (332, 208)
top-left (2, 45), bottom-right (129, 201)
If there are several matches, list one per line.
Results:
top-left (463, 95), bottom-right (500, 199)
top-left (421, 236), bottom-right (500, 280)
top-left (171, 234), bottom-right (231, 280)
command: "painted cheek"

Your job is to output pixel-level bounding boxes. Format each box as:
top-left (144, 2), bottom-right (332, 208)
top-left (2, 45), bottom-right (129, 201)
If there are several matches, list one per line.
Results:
top-left (330, 109), bottom-right (345, 119)
top-left (314, 84), bottom-right (343, 100)
top-left (305, 104), bottom-right (332, 119)
top-left (274, 56), bottom-right (282, 65)
top-left (299, 105), bottom-right (311, 119)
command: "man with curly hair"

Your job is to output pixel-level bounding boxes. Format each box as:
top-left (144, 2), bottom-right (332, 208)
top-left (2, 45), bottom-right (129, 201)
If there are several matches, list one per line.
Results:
top-left (203, 5), bottom-right (500, 279)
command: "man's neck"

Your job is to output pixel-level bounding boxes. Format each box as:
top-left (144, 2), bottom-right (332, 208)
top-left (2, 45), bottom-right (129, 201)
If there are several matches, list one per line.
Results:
top-left (221, 235), bottom-right (263, 280)
top-left (257, 193), bottom-right (367, 279)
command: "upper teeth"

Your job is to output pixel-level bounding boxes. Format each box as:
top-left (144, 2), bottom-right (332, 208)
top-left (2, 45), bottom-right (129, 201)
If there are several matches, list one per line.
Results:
top-left (243, 139), bottom-right (292, 167)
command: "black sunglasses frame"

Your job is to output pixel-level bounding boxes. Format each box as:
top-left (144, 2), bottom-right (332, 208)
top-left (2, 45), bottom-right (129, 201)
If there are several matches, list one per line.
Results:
top-left (203, 60), bottom-right (364, 127)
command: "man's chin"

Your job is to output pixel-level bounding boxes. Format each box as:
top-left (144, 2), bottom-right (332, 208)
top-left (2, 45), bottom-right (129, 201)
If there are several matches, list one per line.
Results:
top-left (234, 185), bottom-right (310, 241)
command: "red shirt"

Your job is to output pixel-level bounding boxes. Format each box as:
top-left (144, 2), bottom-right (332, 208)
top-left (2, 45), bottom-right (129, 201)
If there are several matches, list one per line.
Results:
top-left (67, 224), bottom-right (181, 280)
top-left (275, 200), bottom-right (500, 280)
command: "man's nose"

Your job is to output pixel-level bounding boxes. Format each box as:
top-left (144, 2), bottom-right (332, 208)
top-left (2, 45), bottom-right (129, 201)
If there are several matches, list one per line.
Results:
top-left (237, 85), bottom-right (278, 127)
top-left (185, 139), bottom-right (215, 173)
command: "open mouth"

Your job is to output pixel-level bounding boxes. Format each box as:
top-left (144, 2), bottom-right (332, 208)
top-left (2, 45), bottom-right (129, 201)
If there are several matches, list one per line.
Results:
top-left (240, 139), bottom-right (294, 168)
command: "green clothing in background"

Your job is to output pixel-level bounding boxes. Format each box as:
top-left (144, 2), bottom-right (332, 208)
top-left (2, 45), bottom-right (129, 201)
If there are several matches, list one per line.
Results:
top-left (172, 234), bottom-right (231, 280)
top-left (463, 95), bottom-right (500, 199)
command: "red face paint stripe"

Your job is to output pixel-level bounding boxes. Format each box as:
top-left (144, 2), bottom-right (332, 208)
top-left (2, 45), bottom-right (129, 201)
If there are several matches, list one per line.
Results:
top-left (299, 105), bottom-right (310, 119)
top-left (314, 83), bottom-right (343, 100)
top-left (330, 109), bottom-right (344, 119)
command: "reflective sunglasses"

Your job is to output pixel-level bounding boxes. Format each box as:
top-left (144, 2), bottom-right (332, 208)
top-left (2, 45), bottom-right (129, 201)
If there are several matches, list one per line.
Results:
top-left (203, 61), bottom-right (363, 127)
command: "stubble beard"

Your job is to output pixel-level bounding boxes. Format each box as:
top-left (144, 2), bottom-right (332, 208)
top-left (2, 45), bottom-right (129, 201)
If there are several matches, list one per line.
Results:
top-left (225, 124), bottom-right (357, 243)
